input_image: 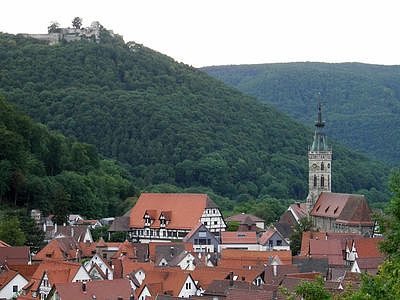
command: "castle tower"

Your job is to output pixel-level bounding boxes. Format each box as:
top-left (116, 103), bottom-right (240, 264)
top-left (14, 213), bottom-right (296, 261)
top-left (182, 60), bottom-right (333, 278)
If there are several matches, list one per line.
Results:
top-left (306, 95), bottom-right (332, 213)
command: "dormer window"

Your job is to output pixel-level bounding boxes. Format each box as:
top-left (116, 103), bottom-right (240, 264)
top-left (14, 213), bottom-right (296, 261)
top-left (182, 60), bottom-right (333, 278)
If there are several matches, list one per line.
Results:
top-left (325, 206), bottom-right (330, 213)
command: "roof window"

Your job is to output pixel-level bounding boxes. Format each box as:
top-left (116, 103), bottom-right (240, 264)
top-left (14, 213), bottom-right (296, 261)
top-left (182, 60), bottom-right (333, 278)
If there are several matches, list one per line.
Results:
top-left (325, 206), bottom-right (330, 213)
top-left (334, 206), bottom-right (339, 214)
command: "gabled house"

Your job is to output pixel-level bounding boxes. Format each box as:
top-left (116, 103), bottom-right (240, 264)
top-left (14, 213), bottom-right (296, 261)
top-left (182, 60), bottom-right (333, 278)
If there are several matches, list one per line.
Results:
top-left (225, 213), bottom-right (265, 231)
top-left (259, 228), bottom-right (290, 251)
top-left (129, 193), bottom-right (226, 242)
top-left (310, 192), bottom-right (374, 236)
top-left (136, 269), bottom-right (198, 299)
top-left (182, 223), bottom-right (219, 253)
top-left (21, 260), bottom-right (91, 299)
top-left (47, 279), bottom-right (133, 300)
top-left (0, 269), bottom-right (28, 300)
top-left (275, 203), bottom-right (308, 239)
top-left (84, 254), bottom-right (113, 280)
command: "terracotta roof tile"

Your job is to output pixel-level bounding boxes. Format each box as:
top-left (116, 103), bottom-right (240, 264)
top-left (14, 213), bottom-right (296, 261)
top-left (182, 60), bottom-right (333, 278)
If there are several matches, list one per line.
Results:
top-left (0, 246), bottom-right (30, 265)
top-left (225, 214), bottom-right (264, 223)
top-left (311, 192), bottom-right (373, 225)
top-left (130, 193), bottom-right (218, 229)
top-left (8, 264), bottom-right (39, 281)
top-left (221, 249), bottom-right (292, 265)
top-left (308, 239), bottom-right (344, 266)
top-left (353, 238), bottom-right (384, 259)
top-left (221, 231), bottom-right (257, 244)
top-left (54, 278), bottom-right (132, 300)
top-left (34, 237), bottom-right (80, 261)
top-left (0, 270), bottom-right (20, 288)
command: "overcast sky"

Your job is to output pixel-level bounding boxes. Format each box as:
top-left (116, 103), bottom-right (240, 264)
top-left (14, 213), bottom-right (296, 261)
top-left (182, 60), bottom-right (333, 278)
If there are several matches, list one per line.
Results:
top-left (1, 0), bottom-right (399, 67)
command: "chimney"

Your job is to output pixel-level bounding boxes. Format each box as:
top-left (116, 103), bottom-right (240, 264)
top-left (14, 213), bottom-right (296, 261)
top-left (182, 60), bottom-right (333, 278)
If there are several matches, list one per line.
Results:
top-left (43, 222), bottom-right (46, 232)
top-left (229, 271), bottom-right (234, 286)
top-left (82, 282), bottom-right (87, 293)
top-left (71, 226), bottom-right (74, 237)
top-left (54, 223), bottom-right (57, 233)
top-left (170, 246), bottom-right (174, 257)
top-left (296, 202), bottom-right (300, 208)
top-left (273, 264), bottom-right (277, 277)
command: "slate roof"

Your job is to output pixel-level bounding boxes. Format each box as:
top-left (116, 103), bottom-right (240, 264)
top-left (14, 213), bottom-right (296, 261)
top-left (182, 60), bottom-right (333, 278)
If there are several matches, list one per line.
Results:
top-left (149, 242), bottom-right (192, 263)
top-left (263, 265), bottom-right (300, 285)
top-left (45, 225), bottom-right (91, 243)
top-left (311, 192), bottom-right (373, 225)
top-left (130, 193), bottom-right (218, 229)
top-left (0, 246), bottom-right (30, 265)
top-left (109, 215), bottom-right (131, 232)
top-left (54, 278), bottom-right (132, 300)
top-left (221, 231), bottom-right (257, 244)
top-left (292, 256), bottom-right (329, 276)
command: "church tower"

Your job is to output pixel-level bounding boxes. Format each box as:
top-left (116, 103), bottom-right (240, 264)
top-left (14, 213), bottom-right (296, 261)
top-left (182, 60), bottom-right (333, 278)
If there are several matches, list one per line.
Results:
top-left (306, 95), bottom-right (332, 213)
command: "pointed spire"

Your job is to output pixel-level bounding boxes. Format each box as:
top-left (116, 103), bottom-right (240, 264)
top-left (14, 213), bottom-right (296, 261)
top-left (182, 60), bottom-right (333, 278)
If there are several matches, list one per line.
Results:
top-left (315, 92), bottom-right (325, 128)
top-left (311, 93), bottom-right (328, 151)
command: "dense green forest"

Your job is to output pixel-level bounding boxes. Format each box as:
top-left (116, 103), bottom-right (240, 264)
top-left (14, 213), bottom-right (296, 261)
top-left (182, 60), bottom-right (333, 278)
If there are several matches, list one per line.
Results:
top-left (0, 31), bottom-right (391, 212)
top-left (0, 96), bottom-right (134, 219)
top-left (202, 62), bottom-right (400, 164)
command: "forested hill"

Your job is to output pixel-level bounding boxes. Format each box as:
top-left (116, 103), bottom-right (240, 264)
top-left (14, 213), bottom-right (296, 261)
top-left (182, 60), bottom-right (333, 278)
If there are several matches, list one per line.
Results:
top-left (0, 32), bottom-right (390, 207)
top-left (202, 62), bottom-right (400, 164)
top-left (0, 96), bottom-right (134, 219)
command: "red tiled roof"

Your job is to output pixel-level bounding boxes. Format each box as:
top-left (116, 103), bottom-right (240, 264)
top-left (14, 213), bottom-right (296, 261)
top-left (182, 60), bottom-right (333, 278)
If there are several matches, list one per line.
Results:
top-left (0, 270), bottom-right (21, 288)
top-left (34, 237), bottom-right (80, 261)
top-left (0, 246), bottom-right (30, 265)
top-left (26, 260), bottom-right (83, 292)
top-left (225, 213), bottom-right (264, 223)
top-left (353, 238), bottom-right (384, 259)
top-left (55, 278), bottom-right (132, 300)
top-left (288, 203), bottom-right (308, 221)
top-left (130, 193), bottom-right (217, 229)
top-left (310, 192), bottom-right (373, 225)
top-left (221, 231), bottom-right (257, 244)
top-left (8, 265), bottom-right (39, 281)
top-left (221, 249), bottom-right (292, 265)
top-left (309, 239), bottom-right (344, 265)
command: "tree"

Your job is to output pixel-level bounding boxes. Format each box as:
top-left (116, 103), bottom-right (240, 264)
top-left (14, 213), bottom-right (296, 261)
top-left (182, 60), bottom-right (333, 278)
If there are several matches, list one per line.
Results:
top-left (0, 216), bottom-right (26, 246)
top-left (48, 21), bottom-right (60, 33)
top-left (72, 17), bottom-right (82, 29)
top-left (295, 276), bottom-right (332, 300)
top-left (0, 160), bottom-right (12, 203)
top-left (52, 185), bottom-right (70, 225)
top-left (290, 217), bottom-right (314, 255)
